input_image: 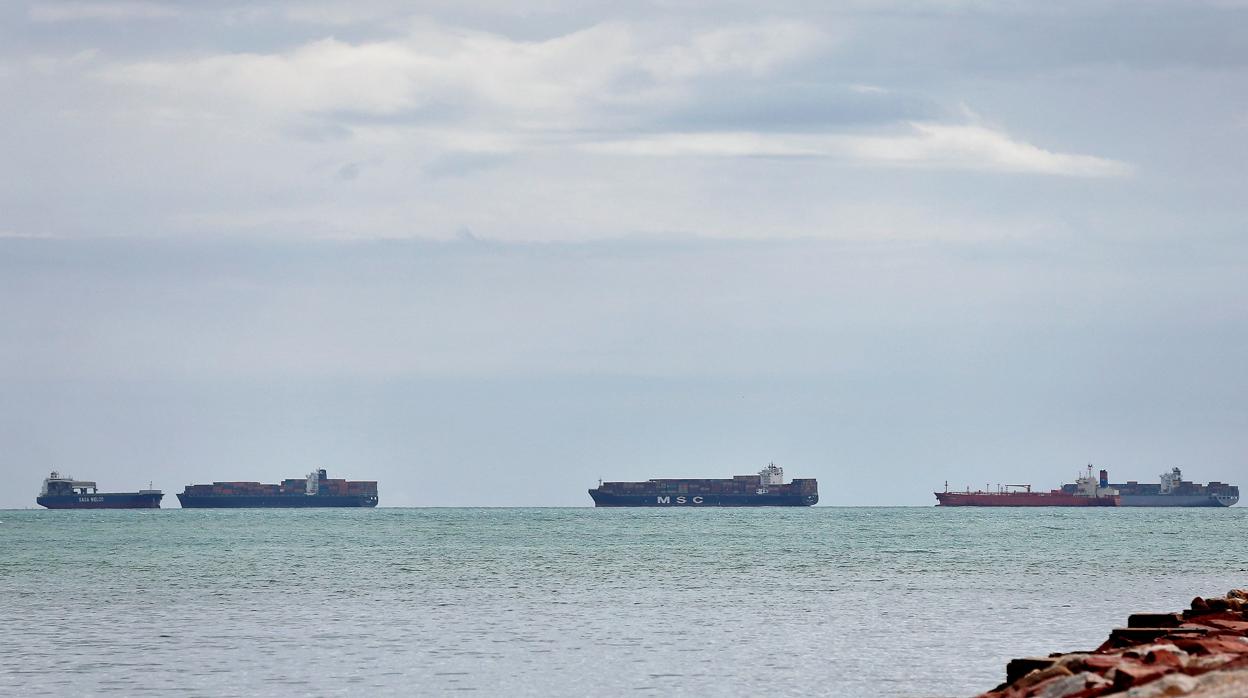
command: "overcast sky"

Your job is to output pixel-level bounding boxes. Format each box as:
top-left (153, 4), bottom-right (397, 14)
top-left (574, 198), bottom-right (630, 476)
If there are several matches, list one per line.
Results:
top-left (2, 0), bottom-right (1246, 507)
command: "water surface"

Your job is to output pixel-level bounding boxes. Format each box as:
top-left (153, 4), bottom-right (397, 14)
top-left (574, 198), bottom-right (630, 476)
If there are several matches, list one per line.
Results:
top-left (2, 507), bottom-right (1245, 696)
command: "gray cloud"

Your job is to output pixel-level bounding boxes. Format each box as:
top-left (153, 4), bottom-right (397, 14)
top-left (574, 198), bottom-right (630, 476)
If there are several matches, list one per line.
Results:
top-left (336, 162), bottom-right (361, 180)
top-left (651, 83), bottom-right (944, 132)
top-left (423, 152), bottom-right (511, 178)
top-left (3, 5), bottom-right (1186, 242)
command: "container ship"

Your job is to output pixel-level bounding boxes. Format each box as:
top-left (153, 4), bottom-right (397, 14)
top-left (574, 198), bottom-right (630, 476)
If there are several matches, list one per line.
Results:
top-left (1076, 467), bottom-right (1237, 507)
top-left (176, 469), bottom-right (378, 508)
top-left (36, 471), bottom-right (163, 509)
top-left (935, 466), bottom-right (1119, 507)
top-left (589, 463), bottom-right (818, 507)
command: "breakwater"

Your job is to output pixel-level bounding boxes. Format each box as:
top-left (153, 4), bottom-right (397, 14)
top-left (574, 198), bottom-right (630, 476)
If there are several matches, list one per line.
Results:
top-left (980, 589), bottom-right (1248, 697)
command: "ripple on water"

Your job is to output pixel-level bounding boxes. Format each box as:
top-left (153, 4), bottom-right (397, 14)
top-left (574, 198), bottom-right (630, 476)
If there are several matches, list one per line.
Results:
top-left (0, 507), bottom-right (1245, 697)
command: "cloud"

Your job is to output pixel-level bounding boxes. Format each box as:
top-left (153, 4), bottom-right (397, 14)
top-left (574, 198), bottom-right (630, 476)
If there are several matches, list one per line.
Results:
top-left (423, 152), bottom-right (511, 178)
top-left (88, 18), bottom-right (1123, 178)
top-left (583, 123), bottom-right (1131, 177)
top-left (643, 21), bottom-right (827, 79)
top-left (27, 1), bottom-right (179, 22)
top-left (97, 19), bottom-right (828, 125)
top-left (9, 6), bottom-right (1196, 247)
top-left (90, 18), bottom-right (838, 146)
top-left (103, 37), bottom-right (426, 116)
top-left (652, 83), bottom-right (942, 132)
top-left (850, 123), bottom-right (1132, 177)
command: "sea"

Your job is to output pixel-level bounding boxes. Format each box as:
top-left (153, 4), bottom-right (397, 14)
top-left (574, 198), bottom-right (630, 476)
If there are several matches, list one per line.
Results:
top-left (2, 507), bottom-right (1245, 697)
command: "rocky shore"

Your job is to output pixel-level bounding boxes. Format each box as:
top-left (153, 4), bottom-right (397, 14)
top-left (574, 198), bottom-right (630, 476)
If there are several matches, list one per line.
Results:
top-left (978, 589), bottom-right (1248, 697)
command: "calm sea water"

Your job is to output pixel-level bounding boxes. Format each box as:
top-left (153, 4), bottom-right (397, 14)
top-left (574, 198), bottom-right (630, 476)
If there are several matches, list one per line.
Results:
top-left (2, 507), bottom-right (1245, 697)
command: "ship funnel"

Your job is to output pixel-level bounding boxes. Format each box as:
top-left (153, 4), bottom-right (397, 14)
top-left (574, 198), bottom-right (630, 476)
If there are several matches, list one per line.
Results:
top-left (1099, 469), bottom-right (1109, 488)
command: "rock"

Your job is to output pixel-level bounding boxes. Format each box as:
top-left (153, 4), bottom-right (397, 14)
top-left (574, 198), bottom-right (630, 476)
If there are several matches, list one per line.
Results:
top-left (1014, 664), bottom-right (1075, 691)
top-left (1129, 614), bottom-right (1185, 629)
top-left (1033, 672), bottom-right (1111, 698)
top-left (1110, 663), bottom-right (1174, 690)
top-left (976, 591), bottom-right (1248, 698)
top-left (1083, 655), bottom-right (1126, 671)
top-left (1008, 657), bottom-right (1060, 684)
top-left (1143, 647), bottom-right (1188, 669)
top-left (1186, 667), bottom-right (1248, 696)
top-left (1113, 628), bottom-right (1180, 645)
top-left (1204, 619), bottom-right (1248, 633)
top-left (1184, 653), bottom-right (1237, 673)
top-left (1103, 672), bottom-right (1198, 697)
top-left (1171, 637), bottom-right (1248, 656)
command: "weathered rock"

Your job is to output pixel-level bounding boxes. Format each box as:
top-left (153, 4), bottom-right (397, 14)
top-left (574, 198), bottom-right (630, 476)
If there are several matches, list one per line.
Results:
top-left (1143, 647), bottom-right (1189, 669)
top-left (1187, 667), bottom-right (1248, 696)
top-left (1120, 644), bottom-right (1185, 661)
top-left (1008, 657), bottom-right (1061, 684)
top-left (1202, 619), bottom-right (1248, 633)
top-left (1103, 672), bottom-right (1198, 697)
top-left (1033, 672), bottom-right (1111, 698)
top-left (1015, 664), bottom-right (1076, 691)
top-left (977, 589), bottom-right (1248, 698)
top-left (1183, 654), bottom-right (1238, 673)
top-left (1110, 663), bottom-right (1174, 691)
top-left (1128, 614), bottom-right (1185, 629)
top-left (1112, 629), bottom-right (1180, 645)
top-left (1135, 668), bottom-right (1248, 698)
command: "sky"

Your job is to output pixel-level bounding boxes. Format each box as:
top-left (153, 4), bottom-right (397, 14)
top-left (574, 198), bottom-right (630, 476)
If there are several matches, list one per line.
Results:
top-left (1, 0), bottom-right (1246, 507)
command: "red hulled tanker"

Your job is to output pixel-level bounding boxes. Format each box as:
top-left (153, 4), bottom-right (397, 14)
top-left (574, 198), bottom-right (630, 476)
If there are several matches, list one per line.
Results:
top-left (935, 466), bottom-right (1120, 507)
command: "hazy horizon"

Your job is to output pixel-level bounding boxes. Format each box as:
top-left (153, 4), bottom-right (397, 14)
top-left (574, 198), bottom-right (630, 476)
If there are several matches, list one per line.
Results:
top-left (3, 1), bottom-right (1246, 508)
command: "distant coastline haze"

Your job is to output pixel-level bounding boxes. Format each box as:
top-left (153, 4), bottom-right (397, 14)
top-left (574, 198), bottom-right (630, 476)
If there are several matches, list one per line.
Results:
top-left (2, 1), bottom-right (1246, 508)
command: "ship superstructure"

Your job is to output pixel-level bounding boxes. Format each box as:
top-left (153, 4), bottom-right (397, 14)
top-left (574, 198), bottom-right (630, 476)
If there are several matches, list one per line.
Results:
top-left (935, 465), bottom-right (1120, 507)
top-left (177, 469), bottom-right (378, 508)
top-left (589, 463), bottom-right (818, 507)
top-left (36, 472), bottom-right (163, 509)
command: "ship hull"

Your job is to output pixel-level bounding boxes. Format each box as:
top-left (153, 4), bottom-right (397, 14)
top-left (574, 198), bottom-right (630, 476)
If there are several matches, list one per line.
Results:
top-left (37, 492), bottom-right (163, 509)
top-left (176, 494), bottom-right (378, 508)
top-left (1119, 494), bottom-right (1237, 507)
top-left (935, 492), bottom-right (1119, 507)
top-left (589, 491), bottom-right (817, 507)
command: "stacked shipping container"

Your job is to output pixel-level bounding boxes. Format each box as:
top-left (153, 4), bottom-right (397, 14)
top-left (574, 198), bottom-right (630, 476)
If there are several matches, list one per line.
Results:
top-left (589, 467), bottom-right (819, 507)
top-left (176, 470), bottom-right (379, 508)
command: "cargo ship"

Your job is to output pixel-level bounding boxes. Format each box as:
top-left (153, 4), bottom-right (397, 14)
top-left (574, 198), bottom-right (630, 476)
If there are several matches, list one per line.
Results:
top-left (935, 465), bottom-right (1120, 507)
top-left (36, 471), bottom-right (163, 509)
top-left (589, 463), bottom-right (818, 507)
top-left (1075, 467), bottom-right (1238, 507)
top-left (176, 469), bottom-right (378, 508)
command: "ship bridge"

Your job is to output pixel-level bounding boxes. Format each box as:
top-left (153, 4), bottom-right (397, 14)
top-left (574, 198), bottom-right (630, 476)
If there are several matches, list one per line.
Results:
top-left (40, 472), bottom-right (98, 496)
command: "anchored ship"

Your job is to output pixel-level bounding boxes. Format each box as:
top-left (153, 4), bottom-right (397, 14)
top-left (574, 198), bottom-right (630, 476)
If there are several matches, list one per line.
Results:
top-left (177, 469), bottom-right (378, 508)
top-left (36, 472), bottom-right (163, 509)
top-left (1079, 467), bottom-right (1238, 507)
top-left (589, 463), bottom-right (818, 507)
top-left (935, 465), bottom-right (1120, 507)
